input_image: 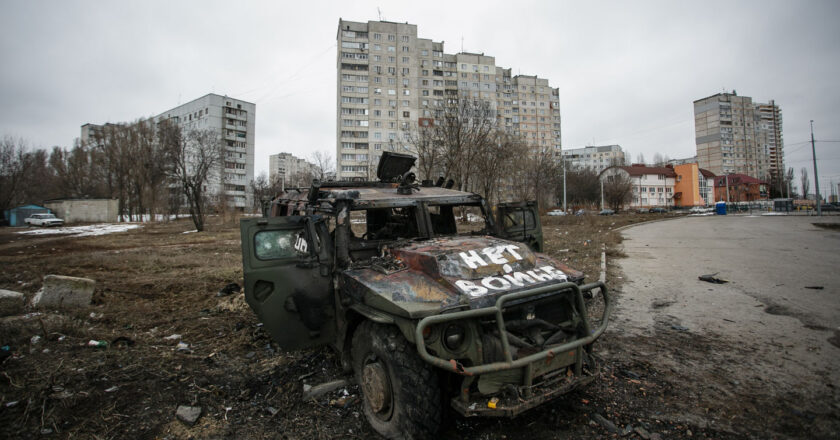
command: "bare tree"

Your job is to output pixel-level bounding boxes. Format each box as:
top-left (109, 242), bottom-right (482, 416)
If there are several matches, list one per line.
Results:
top-left (785, 167), bottom-right (795, 198)
top-left (249, 171), bottom-right (284, 214)
top-left (652, 153), bottom-right (664, 166)
top-left (168, 129), bottom-right (222, 231)
top-left (0, 136), bottom-right (34, 213)
top-left (800, 167), bottom-right (810, 200)
top-left (310, 150), bottom-right (335, 182)
top-left (561, 166), bottom-right (601, 206)
top-left (602, 171), bottom-right (634, 210)
top-left (635, 153), bottom-right (646, 165)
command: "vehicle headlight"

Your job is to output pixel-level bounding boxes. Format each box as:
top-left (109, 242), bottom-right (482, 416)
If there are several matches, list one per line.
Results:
top-left (443, 324), bottom-right (466, 351)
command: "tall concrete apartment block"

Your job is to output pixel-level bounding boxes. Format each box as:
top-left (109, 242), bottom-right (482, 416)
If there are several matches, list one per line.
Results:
top-left (155, 94), bottom-right (256, 209)
top-left (336, 19), bottom-right (562, 180)
top-left (561, 145), bottom-right (625, 172)
top-left (268, 152), bottom-right (314, 188)
top-left (693, 92), bottom-right (783, 182)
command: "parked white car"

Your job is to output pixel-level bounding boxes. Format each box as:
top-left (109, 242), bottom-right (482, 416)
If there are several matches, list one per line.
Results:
top-left (547, 209), bottom-right (566, 216)
top-left (24, 213), bottom-right (64, 227)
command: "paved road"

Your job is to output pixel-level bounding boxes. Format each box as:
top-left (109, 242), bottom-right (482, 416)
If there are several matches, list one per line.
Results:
top-left (613, 214), bottom-right (840, 403)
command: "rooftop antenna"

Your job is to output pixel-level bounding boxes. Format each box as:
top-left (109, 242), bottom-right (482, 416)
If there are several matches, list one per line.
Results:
top-left (377, 7), bottom-right (383, 21)
top-left (461, 36), bottom-right (464, 52)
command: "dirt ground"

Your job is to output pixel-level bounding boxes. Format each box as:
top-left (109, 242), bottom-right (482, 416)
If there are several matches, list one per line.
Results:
top-left (0, 212), bottom-right (833, 439)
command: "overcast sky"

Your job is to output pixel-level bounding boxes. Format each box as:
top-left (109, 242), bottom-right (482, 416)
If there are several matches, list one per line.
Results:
top-left (2, 0), bottom-right (839, 195)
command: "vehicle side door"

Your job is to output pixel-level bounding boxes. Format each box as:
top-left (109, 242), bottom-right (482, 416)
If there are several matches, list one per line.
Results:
top-left (494, 201), bottom-right (544, 252)
top-left (240, 216), bottom-right (335, 350)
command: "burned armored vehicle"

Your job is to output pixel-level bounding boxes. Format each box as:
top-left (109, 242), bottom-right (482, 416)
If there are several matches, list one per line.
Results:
top-left (239, 153), bottom-right (612, 439)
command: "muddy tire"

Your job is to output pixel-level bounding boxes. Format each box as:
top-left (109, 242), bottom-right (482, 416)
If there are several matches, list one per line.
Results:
top-left (352, 321), bottom-right (441, 440)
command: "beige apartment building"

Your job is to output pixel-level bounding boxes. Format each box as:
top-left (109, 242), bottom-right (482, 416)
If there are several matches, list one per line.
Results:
top-left (336, 19), bottom-right (561, 180)
top-left (268, 152), bottom-right (314, 188)
top-left (561, 145), bottom-right (625, 172)
top-left (693, 92), bottom-right (783, 182)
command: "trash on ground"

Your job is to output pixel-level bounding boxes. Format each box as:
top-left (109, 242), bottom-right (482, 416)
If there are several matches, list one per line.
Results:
top-left (699, 273), bottom-right (728, 284)
top-left (87, 340), bottom-right (107, 348)
top-left (105, 386), bottom-right (119, 393)
top-left (163, 334), bottom-right (182, 340)
top-left (804, 286), bottom-right (824, 290)
top-left (301, 379), bottom-right (350, 401)
top-left (176, 342), bottom-right (191, 352)
top-left (671, 324), bottom-right (689, 332)
top-left (217, 282), bottom-right (241, 297)
top-left (111, 336), bottom-right (135, 347)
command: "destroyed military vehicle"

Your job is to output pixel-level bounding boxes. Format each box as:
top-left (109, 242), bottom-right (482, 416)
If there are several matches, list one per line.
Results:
top-left (239, 152), bottom-right (612, 439)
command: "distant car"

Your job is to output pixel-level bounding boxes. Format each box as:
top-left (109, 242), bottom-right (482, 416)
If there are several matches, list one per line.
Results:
top-left (575, 209), bottom-right (586, 216)
top-left (547, 209), bottom-right (566, 216)
top-left (649, 207), bottom-right (668, 213)
top-left (24, 213), bottom-right (64, 227)
top-left (689, 206), bottom-right (706, 214)
top-left (599, 209), bottom-right (615, 216)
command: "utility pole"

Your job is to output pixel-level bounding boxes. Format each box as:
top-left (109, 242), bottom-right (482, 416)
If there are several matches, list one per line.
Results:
top-left (562, 157), bottom-right (567, 212)
top-left (811, 120), bottom-right (821, 216)
top-left (600, 178), bottom-right (605, 210)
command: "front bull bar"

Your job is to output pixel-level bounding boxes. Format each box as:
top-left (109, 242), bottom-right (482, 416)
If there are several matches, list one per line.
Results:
top-left (414, 281), bottom-right (612, 376)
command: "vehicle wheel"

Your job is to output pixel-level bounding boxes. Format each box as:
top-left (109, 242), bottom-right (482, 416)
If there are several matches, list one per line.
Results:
top-left (352, 321), bottom-right (441, 440)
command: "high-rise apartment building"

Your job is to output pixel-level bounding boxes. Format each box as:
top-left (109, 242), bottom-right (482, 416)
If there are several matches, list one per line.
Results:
top-left (268, 152), bottom-right (314, 188)
top-left (561, 145), bottom-right (624, 172)
top-left (154, 93), bottom-right (255, 209)
top-left (693, 92), bottom-right (783, 182)
top-left (336, 19), bottom-right (561, 181)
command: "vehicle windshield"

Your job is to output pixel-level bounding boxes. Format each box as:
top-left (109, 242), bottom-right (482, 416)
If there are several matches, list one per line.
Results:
top-left (346, 202), bottom-right (488, 262)
top-left (35, 214), bottom-right (56, 219)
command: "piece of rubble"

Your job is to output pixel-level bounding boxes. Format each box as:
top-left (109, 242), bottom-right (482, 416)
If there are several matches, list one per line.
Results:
top-left (175, 405), bottom-right (202, 426)
top-left (301, 379), bottom-right (350, 401)
top-left (698, 273), bottom-right (728, 284)
top-left (591, 413), bottom-right (619, 433)
top-left (31, 275), bottom-right (95, 309)
top-left (0, 289), bottom-right (25, 316)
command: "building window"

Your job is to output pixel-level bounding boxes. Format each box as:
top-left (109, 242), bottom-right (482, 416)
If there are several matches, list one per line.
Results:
top-left (403, 111), bottom-right (410, 117)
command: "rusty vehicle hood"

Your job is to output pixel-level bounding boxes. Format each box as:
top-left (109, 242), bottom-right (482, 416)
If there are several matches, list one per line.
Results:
top-left (341, 236), bottom-right (583, 319)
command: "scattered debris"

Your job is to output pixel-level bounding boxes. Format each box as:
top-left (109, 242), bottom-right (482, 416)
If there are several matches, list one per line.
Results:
top-left (175, 405), bottom-right (202, 426)
top-left (105, 386), bottom-right (119, 393)
top-left (591, 413), bottom-right (619, 433)
top-left (30, 335), bottom-right (41, 345)
top-left (87, 340), bottom-right (107, 348)
top-left (622, 424), bottom-right (634, 436)
top-left (217, 282), bottom-right (241, 297)
top-left (175, 342), bottom-right (191, 352)
top-left (804, 286), bottom-right (824, 290)
top-left (163, 333), bottom-right (182, 340)
top-left (698, 273), bottom-right (728, 284)
top-left (634, 425), bottom-right (652, 440)
top-left (671, 324), bottom-right (689, 332)
top-left (111, 336), bottom-right (135, 347)
top-left (301, 379), bottom-right (350, 401)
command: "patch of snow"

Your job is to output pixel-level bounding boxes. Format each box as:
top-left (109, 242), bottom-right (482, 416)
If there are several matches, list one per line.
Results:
top-left (182, 230), bottom-right (198, 234)
top-left (17, 223), bottom-right (142, 237)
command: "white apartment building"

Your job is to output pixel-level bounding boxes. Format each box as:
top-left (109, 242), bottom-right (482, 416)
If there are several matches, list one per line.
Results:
top-left (155, 94), bottom-right (255, 209)
top-left (600, 165), bottom-right (677, 209)
top-left (694, 92), bottom-right (783, 182)
top-left (336, 19), bottom-right (562, 180)
top-left (268, 152), bottom-right (314, 188)
top-left (562, 145), bottom-right (624, 172)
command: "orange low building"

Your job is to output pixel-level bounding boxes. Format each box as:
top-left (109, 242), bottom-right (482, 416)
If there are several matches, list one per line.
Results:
top-left (673, 163), bottom-right (716, 207)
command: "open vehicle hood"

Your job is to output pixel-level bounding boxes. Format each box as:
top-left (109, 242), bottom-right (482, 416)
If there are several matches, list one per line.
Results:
top-left (341, 236), bottom-right (583, 318)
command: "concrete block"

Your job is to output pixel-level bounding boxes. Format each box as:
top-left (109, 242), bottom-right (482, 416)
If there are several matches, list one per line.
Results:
top-left (0, 289), bottom-right (25, 316)
top-left (31, 275), bottom-right (95, 309)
